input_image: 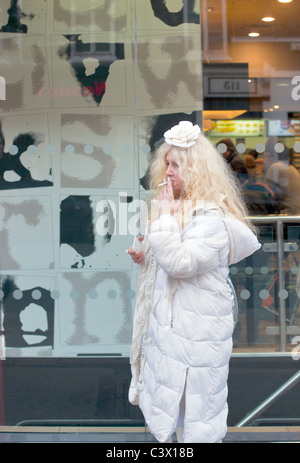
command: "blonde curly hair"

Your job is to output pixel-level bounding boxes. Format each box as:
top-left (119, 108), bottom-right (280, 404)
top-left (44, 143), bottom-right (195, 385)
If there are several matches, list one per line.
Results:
top-left (148, 132), bottom-right (254, 231)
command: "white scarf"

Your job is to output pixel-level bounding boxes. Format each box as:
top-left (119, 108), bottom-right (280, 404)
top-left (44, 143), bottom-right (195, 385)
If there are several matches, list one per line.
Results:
top-left (129, 234), bottom-right (158, 379)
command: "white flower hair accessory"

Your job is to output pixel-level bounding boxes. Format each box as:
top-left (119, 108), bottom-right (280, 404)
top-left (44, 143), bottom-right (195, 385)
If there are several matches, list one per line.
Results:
top-left (164, 121), bottom-right (201, 148)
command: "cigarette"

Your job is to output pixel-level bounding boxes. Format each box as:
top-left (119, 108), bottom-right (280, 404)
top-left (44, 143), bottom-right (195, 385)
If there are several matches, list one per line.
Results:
top-left (157, 178), bottom-right (169, 187)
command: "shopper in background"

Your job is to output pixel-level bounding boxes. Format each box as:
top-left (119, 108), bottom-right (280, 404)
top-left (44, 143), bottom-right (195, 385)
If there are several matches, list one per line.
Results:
top-left (243, 153), bottom-right (278, 215)
top-left (248, 148), bottom-right (259, 160)
top-left (244, 154), bottom-right (257, 182)
top-left (216, 138), bottom-right (248, 185)
top-left (263, 138), bottom-right (300, 215)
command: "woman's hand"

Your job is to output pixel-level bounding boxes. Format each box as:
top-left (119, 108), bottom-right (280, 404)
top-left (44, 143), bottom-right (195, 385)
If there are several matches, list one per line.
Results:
top-left (127, 236), bottom-right (145, 264)
top-left (158, 177), bottom-right (182, 216)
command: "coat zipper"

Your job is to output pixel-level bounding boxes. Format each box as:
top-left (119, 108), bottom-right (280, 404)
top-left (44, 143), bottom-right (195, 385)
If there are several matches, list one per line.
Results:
top-left (153, 294), bottom-right (160, 316)
top-left (169, 287), bottom-right (177, 328)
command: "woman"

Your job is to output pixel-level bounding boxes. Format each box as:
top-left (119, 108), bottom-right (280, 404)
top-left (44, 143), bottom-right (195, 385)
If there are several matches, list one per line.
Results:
top-left (127, 121), bottom-right (260, 443)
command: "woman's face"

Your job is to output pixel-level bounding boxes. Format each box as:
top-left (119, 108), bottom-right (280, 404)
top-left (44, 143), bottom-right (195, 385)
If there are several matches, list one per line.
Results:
top-left (165, 149), bottom-right (184, 197)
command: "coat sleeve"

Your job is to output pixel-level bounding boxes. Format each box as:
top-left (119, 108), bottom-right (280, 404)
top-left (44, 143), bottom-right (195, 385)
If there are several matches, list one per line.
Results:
top-left (148, 213), bottom-right (228, 279)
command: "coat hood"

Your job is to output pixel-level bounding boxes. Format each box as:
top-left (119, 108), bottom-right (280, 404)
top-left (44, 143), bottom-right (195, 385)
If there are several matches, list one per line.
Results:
top-left (223, 214), bottom-right (261, 265)
top-left (189, 200), bottom-right (261, 266)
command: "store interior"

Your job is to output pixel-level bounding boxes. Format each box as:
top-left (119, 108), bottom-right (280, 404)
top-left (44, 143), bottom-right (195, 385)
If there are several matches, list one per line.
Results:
top-left (201, 0), bottom-right (300, 169)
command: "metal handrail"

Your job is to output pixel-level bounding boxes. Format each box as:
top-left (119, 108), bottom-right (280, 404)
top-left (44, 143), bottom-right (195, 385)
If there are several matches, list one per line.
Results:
top-left (235, 215), bottom-right (300, 427)
top-left (236, 369), bottom-right (300, 427)
top-left (249, 215), bottom-right (300, 352)
top-left (248, 215), bottom-right (300, 223)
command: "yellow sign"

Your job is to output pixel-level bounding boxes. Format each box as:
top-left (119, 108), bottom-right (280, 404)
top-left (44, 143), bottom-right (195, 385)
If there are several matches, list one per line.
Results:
top-left (210, 120), bottom-right (264, 137)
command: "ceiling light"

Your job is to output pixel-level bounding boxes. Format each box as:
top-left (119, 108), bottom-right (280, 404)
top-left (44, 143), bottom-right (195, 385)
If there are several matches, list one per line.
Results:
top-left (262, 16), bottom-right (275, 22)
top-left (278, 0), bottom-right (292, 3)
top-left (248, 32), bottom-right (260, 37)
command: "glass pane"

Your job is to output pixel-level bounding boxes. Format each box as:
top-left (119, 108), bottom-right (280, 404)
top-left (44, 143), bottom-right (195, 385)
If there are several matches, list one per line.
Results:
top-left (1, 0), bottom-right (300, 436)
top-left (203, 0), bottom-right (300, 360)
top-left (0, 0), bottom-right (203, 428)
top-left (203, 0), bottom-right (300, 217)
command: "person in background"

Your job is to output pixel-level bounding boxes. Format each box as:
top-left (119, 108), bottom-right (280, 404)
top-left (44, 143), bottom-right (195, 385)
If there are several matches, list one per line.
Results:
top-left (127, 121), bottom-right (260, 443)
top-left (243, 153), bottom-right (278, 215)
top-left (248, 148), bottom-right (259, 160)
top-left (264, 138), bottom-right (300, 215)
top-left (216, 138), bottom-right (248, 185)
top-left (244, 154), bottom-right (257, 182)
top-left (248, 148), bottom-right (265, 179)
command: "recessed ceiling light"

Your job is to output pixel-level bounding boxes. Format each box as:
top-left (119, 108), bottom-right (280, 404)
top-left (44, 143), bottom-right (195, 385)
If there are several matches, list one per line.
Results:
top-left (248, 32), bottom-right (260, 37)
top-left (278, 0), bottom-right (292, 3)
top-left (262, 16), bottom-right (275, 22)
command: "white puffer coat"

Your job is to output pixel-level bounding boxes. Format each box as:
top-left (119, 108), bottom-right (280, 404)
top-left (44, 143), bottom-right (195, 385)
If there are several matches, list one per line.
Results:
top-left (129, 202), bottom-right (260, 443)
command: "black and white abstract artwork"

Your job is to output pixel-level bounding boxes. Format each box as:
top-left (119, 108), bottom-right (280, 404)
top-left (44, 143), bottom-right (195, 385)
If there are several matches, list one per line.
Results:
top-left (0, 0), bottom-right (202, 357)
